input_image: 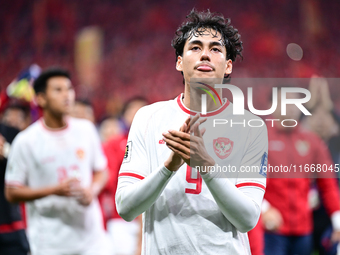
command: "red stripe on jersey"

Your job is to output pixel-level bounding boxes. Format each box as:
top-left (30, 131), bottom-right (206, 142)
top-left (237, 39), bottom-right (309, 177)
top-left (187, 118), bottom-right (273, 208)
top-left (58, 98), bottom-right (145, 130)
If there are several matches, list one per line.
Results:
top-left (0, 221), bottom-right (25, 234)
top-left (236, 182), bottom-right (266, 191)
top-left (119, 172), bottom-right (145, 180)
top-left (176, 94), bottom-right (230, 117)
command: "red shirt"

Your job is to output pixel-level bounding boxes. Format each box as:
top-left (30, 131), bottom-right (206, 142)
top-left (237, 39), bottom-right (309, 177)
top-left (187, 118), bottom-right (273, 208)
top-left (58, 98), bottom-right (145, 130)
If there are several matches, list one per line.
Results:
top-left (265, 125), bottom-right (340, 235)
top-left (99, 134), bottom-right (128, 224)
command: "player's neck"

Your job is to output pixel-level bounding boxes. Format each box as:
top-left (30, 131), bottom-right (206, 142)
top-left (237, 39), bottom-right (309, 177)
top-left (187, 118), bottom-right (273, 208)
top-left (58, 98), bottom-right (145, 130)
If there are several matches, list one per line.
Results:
top-left (183, 84), bottom-right (223, 112)
top-left (43, 110), bottom-right (67, 129)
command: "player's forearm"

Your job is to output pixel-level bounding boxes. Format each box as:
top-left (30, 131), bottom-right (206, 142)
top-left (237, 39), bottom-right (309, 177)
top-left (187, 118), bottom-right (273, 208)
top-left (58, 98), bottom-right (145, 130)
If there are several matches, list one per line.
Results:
top-left (91, 170), bottom-right (108, 197)
top-left (202, 174), bottom-right (262, 233)
top-left (5, 185), bottom-right (58, 203)
top-left (116, 165), bottom-right (174, 222)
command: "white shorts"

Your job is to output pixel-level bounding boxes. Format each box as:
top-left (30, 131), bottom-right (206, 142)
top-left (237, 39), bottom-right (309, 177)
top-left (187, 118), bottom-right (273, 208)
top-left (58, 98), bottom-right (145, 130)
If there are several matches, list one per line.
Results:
top-left (31, 233), bottom-right (112, 255)
top-left (106, 218), bottom-right (140, 255)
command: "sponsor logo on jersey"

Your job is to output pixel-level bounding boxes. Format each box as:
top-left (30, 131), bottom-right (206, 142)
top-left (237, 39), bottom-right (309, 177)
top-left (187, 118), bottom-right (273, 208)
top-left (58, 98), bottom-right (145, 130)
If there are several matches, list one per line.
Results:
top-left (260, 152), bottom-right (268, 177)
top-left (123, 141), bottom-right (132, 163)
top-left (76, 148), bottom-right (85, 159)
top-left (213, 137), bottom-right (233, 159)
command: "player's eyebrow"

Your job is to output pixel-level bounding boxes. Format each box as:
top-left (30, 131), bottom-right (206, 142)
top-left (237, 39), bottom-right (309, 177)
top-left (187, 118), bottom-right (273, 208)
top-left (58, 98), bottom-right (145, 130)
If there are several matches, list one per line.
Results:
top-left (210, 41), bottom-right (223, 47)
top-left (188, 40), bottom-right (223, 48)
top-left (188, 40), bottom-right (203, 47)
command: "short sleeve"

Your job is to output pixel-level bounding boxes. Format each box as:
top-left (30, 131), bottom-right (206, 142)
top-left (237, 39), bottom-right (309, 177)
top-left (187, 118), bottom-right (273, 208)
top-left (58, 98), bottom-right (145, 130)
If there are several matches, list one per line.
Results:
top-left (89, 123), bottom-right (107, 172)
top-left (5, 133), bottom-right (29, 186)
top-left (235, 124), bottom-right (268, 193)
top-left (119, 107), bottom-right (150, 180)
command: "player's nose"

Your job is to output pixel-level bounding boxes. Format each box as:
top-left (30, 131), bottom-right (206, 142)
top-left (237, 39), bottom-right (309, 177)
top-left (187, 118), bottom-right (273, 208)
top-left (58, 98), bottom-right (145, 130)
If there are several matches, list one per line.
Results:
top-left (200, 47), bottom-right (211, 61)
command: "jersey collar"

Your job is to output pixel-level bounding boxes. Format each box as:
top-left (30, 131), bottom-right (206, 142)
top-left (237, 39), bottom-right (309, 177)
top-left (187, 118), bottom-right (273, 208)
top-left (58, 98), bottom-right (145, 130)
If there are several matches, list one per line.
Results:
top-left (40, 117), bottom-right (69, 132)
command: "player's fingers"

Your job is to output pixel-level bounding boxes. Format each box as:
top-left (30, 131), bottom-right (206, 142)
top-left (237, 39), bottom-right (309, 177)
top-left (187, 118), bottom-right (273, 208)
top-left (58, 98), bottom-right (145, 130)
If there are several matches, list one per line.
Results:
top-left (182, 116), bottom-right (191, 133)
top-left (179, 122), bottom-right (188, 132)
top-left (166, 144), bottom-right (190, 163)
top-left (163, 132), bottom-right (190, 148)
top-left (189, 117), bottom-right (207, 134)
top-left (66, 178), bottom-right (80, 185)
top-left (193, 123), bottom-right (202, 137)
top-left (164, 139), bottom-right (190, 155)
top-left (189, 113), bottom-right (200, 129)
top-left (166, 130), bottom-right (190, 141)
top-left (200, 127), bottom-right (206, 136)
top-left (198, 118), bottom-right (207, 125)
top-left (164, 137), bottom-right (190, 155)
top-left (185, 116), bottom-right (191, 125)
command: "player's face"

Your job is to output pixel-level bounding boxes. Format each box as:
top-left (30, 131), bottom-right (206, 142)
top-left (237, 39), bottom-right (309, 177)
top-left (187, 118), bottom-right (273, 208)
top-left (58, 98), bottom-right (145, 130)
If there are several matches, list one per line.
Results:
top-left (176, 29), bottom-right (232, 84)
top-left (39, 76), bottom-right (75, 116)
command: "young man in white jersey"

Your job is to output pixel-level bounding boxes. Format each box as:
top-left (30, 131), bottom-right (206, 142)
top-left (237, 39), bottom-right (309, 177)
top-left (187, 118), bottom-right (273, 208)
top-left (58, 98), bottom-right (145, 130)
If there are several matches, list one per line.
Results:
top-left (5, 68), bottom-right (110, 255)
top-left (116, 10), bottom-right (268, 254)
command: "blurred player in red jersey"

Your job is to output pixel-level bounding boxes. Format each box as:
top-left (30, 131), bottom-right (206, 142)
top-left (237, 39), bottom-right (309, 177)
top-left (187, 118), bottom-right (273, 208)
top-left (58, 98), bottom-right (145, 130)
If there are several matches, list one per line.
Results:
top-left (5, 68), bottom-right (110, 255)
top-left (249, 88), bottom-right (340, 255)
top-left (99, 97), bottom-right (147, 255)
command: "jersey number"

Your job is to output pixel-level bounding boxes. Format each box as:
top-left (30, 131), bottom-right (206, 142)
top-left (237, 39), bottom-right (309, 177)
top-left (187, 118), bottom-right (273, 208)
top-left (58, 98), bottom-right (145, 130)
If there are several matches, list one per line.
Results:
top-left (185, 166), bottom-right (202, 194)
top-left (57, 165), bottom-right (80, 183)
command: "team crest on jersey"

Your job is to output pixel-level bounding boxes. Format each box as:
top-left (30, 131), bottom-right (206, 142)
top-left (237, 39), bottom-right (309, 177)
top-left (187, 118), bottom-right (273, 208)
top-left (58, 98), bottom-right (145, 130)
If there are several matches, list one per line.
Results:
top-left (213, 137), bottom-right (234, 159)
top-left (123, 141), bottom-right (132, 163)
top-left (76, 148), bottom-right (85, 159)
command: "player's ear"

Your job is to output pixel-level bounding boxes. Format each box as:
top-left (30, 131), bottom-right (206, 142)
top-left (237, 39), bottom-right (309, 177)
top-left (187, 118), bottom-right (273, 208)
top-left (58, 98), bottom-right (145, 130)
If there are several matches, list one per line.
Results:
top-left (176, 56), bottom-right (183, 72)
top-left (36, 92), bottom-right (47, 108)
top-left (225, 59), bottom-right (232, 76)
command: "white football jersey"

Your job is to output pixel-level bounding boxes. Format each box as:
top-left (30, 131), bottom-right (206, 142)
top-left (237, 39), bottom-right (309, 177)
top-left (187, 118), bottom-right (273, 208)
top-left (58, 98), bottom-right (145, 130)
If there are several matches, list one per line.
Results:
top-left (118, 94), bottom-right (268, 255)
top-left (5, 117), bottom-right (109, 255)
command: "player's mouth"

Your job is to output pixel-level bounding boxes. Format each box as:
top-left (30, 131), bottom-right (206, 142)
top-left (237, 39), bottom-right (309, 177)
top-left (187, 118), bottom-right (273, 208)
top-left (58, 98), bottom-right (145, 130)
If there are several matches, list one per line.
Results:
top-left (196, 63), bottom-right (214, 72)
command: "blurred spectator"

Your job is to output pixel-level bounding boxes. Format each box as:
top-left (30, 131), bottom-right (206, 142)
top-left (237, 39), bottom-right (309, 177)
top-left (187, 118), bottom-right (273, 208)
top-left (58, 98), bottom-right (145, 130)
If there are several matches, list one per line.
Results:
top-left (258, 88), bottom-right (340, 255)
top-left (99, 117), bottom-right (122, 143)
top-left (99, 96), bottom-right (147, 255)
top-left (119, 96), bottom-right (149, 134)
top-left (303, 78), bottom-right (340, 255)
top-left (1, 103), bottom-right (31, 131)
top-left (0, 124), bottom-right (30, 255)
top-left (71, 98), bottom-right (95, 123)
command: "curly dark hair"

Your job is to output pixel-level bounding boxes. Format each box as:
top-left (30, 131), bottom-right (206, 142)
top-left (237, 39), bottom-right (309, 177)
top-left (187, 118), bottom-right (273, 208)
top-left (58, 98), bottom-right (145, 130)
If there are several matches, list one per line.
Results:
top-left (171, 9), bottom-right (243, 62)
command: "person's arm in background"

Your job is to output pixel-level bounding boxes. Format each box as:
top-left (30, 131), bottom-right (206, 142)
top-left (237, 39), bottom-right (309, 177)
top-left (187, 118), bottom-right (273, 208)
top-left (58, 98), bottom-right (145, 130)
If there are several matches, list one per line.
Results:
top-left (6, 179), bottom-right (82, 203)
top-left (261, 198), bottom-right (283, 231)
top-left (135, 214), bottom-right (143, 255)
top-left (314, 134), bottom-right (340, 242)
